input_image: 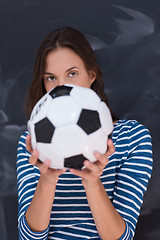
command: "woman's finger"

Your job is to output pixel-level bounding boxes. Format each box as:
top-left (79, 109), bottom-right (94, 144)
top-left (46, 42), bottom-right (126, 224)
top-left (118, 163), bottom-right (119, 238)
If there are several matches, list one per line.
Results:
top-left (29, 150), bottom-right (39, 165)
top-left (69, 168), bottom-right (88, 179)
top-left (39, 159), bottom-right (51, 174)
top-left (26, 135), bottom-right (33, 153)
top-left (56, 168), bottom-right (67, 176)
top-left (94, 151), bottom-right (109, 169)
top-left (83, 160), bottom-right (103, 176)
top-left (94, 139), bottom-right (115, 165)
top-left (105, 139), bottom-right (115, 157)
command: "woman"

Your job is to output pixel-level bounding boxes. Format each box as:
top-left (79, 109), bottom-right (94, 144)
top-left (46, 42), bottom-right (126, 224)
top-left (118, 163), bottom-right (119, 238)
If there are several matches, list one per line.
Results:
top-left (17, 27), bottom-right (153, 239)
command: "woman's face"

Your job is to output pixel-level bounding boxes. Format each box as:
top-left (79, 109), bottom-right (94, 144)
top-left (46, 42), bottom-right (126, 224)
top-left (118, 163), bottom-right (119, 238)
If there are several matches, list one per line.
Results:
top-left (43, 47), bottom-right (96, 92)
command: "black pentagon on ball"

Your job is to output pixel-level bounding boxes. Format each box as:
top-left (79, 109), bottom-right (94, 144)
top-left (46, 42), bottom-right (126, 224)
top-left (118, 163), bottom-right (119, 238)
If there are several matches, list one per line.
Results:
top-left (64, 154), bottom-right (86, 169)
top-left (49, 85), bottom-right (73, 99)
top-left (35, 117), bottom-right (55, 143)
top-left (77, 109), bottom-right (101, 134)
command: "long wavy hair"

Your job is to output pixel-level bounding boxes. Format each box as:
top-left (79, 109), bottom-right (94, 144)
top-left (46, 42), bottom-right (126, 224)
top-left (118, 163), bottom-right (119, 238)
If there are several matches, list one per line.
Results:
top-left (25, 27), bottom-right (117, 122)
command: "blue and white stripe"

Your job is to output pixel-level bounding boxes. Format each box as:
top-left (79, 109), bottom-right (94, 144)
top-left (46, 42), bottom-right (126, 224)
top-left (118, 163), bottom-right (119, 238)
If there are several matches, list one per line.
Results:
top-left (17, 120), bottom-right (153, 239)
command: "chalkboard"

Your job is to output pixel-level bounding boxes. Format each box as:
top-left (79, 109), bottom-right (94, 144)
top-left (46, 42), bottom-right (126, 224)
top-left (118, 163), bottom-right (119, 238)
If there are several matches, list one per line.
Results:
top-left (0, 0), bottom-right (159, 239)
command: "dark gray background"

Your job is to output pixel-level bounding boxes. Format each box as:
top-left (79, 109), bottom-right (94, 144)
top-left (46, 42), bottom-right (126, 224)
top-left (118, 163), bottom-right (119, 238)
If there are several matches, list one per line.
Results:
top-left (0, 0), bottom-right (159, 239)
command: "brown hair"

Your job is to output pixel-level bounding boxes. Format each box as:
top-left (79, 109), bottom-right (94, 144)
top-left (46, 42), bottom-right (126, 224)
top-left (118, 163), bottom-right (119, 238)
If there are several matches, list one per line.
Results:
top-left (25, 27), bottom-right (117, 122)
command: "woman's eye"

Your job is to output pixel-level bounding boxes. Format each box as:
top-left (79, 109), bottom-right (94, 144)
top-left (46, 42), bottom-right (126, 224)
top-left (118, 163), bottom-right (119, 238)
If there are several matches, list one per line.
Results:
top-left (47, 76), bottom-right (56, 81)
top-left (68, 71), bottom-right (78, 78)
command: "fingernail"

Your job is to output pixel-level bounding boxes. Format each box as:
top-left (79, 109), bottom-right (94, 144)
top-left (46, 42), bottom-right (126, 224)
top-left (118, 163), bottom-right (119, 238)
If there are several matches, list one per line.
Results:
top-left (84, 160), bottom-right (89, 166)
top-left (45, 159), bottom-right (51, 166)
top-left (32, 150), bottom-right (36, 155)
top-left (94, 152), bottom-right (100, 158)
top-left (26, 135), bottom-right (31, 140)
top-left (32, 150), bottom-right (38, 157)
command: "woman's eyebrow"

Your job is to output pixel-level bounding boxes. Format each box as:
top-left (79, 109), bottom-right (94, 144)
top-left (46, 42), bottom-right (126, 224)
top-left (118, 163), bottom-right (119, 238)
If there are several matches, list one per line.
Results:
top-left (44, 72), bottom-right (54, 75)
top-left (66, 66), bottom-right (79, 73)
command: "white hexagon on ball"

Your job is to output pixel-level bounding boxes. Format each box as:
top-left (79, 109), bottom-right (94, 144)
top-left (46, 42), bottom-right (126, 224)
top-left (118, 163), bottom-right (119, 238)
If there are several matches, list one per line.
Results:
top-left (98, 101), bottom-right (113, 135)
top-left (83, 128), bottom-right (108, 162)
top-left (47, 95), bottom-right (81, 127)
top-left (52, 124), bottom-right (87, 158)
top-left (69, 84), bottom-right (101, 110)
top-left (36, 142), bottom-right (64, 169)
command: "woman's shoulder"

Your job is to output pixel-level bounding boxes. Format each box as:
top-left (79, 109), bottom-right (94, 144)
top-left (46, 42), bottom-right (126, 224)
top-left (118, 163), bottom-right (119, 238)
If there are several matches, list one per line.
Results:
top-left (113, 119), bottom-right (150, 132)
top-left (112, 119), bottom-right (151, 142)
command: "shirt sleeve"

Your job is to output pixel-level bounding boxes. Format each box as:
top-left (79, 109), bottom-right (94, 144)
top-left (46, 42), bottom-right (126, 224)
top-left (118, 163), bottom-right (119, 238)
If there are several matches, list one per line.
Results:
top-left (113, 122), bottom-right (153, 240)
top-left (17, 132), bottom-right (49, 240)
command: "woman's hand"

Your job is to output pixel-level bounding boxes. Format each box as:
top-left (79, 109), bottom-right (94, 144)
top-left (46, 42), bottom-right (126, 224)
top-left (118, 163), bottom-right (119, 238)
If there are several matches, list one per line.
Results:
top-left (26, 135), bottom-right (66, 185)
top-left (69, 139), bottom-right (115, 188)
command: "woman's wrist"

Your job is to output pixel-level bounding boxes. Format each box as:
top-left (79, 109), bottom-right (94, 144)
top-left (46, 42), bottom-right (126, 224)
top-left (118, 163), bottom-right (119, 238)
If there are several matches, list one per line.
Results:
top-left (82, 177), bottom-right (102, 190)
top-left (39, 174), bottom-right (58, 190)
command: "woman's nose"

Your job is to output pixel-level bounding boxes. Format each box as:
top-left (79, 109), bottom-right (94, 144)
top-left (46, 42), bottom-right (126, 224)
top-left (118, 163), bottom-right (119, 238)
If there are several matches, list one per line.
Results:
top-left (58, 79), bottom-right (66, 86)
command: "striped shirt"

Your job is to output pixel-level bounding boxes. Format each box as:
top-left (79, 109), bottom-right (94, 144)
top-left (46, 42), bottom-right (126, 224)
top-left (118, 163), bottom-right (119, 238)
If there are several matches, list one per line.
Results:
top-left (17, 120), bottom-right (153, 239)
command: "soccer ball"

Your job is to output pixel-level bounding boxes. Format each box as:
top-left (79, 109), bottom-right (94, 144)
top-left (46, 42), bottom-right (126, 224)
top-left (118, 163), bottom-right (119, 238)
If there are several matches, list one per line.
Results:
top-left (28, 84), bottom-right (113, 169)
